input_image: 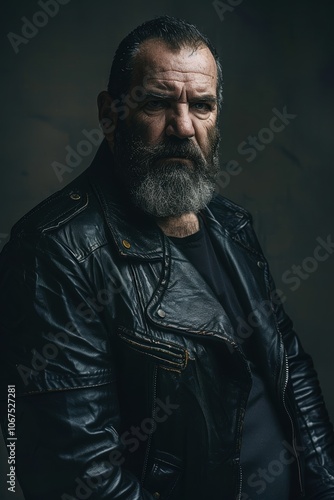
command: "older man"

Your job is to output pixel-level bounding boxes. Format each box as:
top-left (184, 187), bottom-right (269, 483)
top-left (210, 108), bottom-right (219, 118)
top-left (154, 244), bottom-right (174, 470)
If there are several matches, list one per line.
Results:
top-left (0, 15), bottom-right (333, 500)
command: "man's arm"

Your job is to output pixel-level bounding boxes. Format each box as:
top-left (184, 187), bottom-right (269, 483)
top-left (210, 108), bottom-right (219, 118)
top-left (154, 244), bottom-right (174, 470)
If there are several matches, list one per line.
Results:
top-left (238, 212), bottom-right (334, 498)
top-left (269, 272), bottom-right (334, 499)
top-left (0, 232), bottom-right (154, 500)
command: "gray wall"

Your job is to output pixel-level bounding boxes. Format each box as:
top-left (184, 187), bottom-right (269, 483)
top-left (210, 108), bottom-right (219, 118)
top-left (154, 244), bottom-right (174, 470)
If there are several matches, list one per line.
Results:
top-left (1, 0), bottom-right (333, 498)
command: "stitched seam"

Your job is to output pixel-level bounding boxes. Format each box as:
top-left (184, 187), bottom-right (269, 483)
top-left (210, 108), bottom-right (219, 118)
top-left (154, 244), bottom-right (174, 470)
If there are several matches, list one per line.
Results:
top-left (118, 334), bottom-right (184, 360)
top-left (23, 381), bottom-right (113, 396)
top-left (13, 190), bottom-right (67, 237)
top-left (117, 326), bottom-right (189, 365)
top-left (122, 344), bottom-right (185, 369)
top-left (159, 366), bottom-right (182, 374)
top-left (129, 264), bottom-right (152, 336)
top-left (155, 458), bottom-right (182, 469)
top-left (298, 395), bottom-right (334, 478)
top-left (41, 193), bottom-right (89, 233)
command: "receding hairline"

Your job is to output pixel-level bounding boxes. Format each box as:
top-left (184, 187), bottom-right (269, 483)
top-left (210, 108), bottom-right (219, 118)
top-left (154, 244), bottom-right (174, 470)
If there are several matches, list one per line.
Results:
top-left (130, 38), bottom-right (218, 81)
top-left (107, 16), bottom-right (224, 110)
top-left (132, 37), bottom-right (216, 64)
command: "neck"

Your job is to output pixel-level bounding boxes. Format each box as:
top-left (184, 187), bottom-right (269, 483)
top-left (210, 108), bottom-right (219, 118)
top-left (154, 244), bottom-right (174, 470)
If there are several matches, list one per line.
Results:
top-left (156, 212), bottom-right (199, 238)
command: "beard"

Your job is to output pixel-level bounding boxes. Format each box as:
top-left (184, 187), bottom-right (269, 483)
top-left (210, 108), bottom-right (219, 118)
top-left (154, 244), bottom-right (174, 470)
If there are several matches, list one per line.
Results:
top-left (113, 122), bottom-right (220, 218)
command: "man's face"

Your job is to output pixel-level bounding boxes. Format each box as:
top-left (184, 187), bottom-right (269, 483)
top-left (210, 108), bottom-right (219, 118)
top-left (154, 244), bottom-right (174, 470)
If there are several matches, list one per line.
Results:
top-left (112, 39), bottom-right (220, 218)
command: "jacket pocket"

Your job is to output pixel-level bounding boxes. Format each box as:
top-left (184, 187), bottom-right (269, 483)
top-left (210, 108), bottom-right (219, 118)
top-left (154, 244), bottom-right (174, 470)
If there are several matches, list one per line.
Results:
top-left (116, 327), bottom-right (188, 372)
top-left (144, 450), bottom-right (183, 499)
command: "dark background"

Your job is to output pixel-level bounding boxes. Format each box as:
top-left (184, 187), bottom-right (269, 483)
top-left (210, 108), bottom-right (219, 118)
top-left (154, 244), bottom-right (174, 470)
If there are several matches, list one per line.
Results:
top-left (1, 0), bottom-right (333, 498)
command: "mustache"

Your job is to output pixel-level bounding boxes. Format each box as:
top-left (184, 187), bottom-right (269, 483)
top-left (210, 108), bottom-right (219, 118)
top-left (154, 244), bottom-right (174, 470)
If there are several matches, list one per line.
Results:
top-left (131, 138), bottom-right (205, 167)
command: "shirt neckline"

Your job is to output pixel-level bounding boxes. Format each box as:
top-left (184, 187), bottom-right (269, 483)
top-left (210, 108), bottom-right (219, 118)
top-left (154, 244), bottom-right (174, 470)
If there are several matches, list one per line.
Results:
top-left (168, 215), bottom-right (205, 246)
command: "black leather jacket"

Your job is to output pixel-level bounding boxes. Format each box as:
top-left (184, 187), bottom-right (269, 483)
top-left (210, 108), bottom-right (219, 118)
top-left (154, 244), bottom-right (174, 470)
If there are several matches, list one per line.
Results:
top-left (1, 141), bottom-right (334, 500)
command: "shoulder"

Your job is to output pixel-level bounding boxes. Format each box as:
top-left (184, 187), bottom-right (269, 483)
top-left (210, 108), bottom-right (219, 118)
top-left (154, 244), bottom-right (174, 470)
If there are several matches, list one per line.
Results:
top-left (11, 169), bottom-right (90, 237)
top-left (207, 194), bottom-right (266, 256)
top-left (6, 168), bottom-right (109, 262)
top-left (208, 193), bottom-right (252, 230)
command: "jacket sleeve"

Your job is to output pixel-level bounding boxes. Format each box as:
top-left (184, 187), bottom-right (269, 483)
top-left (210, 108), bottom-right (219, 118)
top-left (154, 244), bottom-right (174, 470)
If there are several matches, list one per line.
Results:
top-left (268, 270), bottom-right (334, 499)
top-left (0, 232), bottom-right (154, 500)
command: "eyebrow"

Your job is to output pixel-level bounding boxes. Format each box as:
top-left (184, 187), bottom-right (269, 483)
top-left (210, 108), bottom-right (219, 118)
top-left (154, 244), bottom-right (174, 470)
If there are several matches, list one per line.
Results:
top-left (190, 95), bottom-right (218, 104)
top-left (142, 92), bottom-right (218, 104)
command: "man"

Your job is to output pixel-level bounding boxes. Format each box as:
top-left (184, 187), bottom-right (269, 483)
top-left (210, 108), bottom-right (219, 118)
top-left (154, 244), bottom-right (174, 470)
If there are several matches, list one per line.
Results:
top-left (0, 15), bottom-right (333, 500)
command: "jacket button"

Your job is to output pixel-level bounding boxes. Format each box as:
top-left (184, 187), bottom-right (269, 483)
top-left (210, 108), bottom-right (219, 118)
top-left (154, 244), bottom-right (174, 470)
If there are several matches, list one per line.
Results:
top-left (122, 240), bottom-right (131, 249)
top-left (236, 212), bottom-right (244, 218)
top-left (257, 261), bottom-right (265, 269)
top-left (153, 493), bottom-right (160, 499)
top-left (157, 309), bottom-right (166, 318)
top-left (70, 193), bottom-right (81, 201)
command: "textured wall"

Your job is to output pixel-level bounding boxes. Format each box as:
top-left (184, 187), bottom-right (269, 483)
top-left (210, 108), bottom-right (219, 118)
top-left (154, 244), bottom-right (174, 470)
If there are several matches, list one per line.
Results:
top-left (1, 0), bottom-right (333, 498)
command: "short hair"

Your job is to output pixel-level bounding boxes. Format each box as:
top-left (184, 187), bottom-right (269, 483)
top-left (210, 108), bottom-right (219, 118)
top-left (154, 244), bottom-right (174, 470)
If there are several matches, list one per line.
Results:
top-left (107, 15), bottom-right (223, 111)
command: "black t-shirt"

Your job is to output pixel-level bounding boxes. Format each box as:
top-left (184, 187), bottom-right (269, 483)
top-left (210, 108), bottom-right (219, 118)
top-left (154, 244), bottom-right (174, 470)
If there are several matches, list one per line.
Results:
top-left (169, 216), bottom-right (291, 499)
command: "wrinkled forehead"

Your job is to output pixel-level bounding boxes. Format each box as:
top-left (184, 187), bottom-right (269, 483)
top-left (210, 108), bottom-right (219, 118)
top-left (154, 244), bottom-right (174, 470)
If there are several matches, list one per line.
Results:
top-left (131, 39), bottom-right (218, 95)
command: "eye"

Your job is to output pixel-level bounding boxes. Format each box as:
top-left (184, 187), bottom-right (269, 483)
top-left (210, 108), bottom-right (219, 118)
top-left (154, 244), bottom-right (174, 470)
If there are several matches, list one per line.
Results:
top-left (191, 102), bottom-right (213, 113)
top-left (144, 100), bottom-right (168, 111)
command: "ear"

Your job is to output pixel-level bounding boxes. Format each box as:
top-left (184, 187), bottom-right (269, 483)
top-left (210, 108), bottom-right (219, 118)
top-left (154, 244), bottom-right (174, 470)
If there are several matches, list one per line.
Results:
top-left (97, 91), bottom-right (118, 148)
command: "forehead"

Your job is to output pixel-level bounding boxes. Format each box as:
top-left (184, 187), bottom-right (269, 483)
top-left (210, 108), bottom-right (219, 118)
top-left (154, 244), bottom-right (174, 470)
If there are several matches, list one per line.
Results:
top-left (131, 39), bottom-right (217, 96)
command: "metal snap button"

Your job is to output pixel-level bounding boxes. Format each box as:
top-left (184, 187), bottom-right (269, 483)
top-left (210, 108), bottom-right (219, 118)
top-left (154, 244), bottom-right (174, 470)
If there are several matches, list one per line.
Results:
top-left (235, 212), bottom-right (244, 218)
top-left (122, 240), bottom-right (131, 249)
top-left (153, 493), bottom-right (160, 499)
top-left (157, 309), bottom-right (166, 318)
top-left (70, 193), bottom-right (81, 201)
top-left (257, 261), bottom-right (265, 269)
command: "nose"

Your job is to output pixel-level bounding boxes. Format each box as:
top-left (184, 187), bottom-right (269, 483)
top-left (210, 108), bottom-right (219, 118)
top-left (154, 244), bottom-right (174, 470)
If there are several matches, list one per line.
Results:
top-left (165, 104), bottom-right (195, 139)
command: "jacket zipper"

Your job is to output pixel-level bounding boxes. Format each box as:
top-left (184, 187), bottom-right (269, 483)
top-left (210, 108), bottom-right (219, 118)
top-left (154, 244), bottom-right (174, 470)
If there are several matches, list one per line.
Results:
top-left (213, 338), bottom-right (249, 500)
top-left (141, 365), bottom-right (158, 485)
top-left (238, 464), bottom-right (243, 500)
top-left (234, 352), bottom-right (251, 500)
top-left (280, 339), bottom-right (304, 495)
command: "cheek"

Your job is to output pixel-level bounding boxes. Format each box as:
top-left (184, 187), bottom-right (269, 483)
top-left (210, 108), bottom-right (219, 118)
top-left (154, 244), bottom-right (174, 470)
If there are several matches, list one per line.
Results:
top-left (194, 125), bottom-right (213, 148)
top-left (195, 122), bottom-right (219, 156)
top-left (131, 113), bottom-right (166, 143)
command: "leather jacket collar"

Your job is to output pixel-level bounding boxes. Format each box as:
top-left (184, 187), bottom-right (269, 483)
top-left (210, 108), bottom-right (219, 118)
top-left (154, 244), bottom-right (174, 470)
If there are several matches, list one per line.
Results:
top-left (86, 140), bottom-right (256, 261)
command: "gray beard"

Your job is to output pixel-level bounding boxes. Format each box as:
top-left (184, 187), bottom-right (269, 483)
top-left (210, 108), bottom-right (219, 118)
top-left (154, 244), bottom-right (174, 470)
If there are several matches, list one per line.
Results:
top-left (113, 127), bottom-right (220, 218)
top-left (131, 162), bottom-right (216, 217)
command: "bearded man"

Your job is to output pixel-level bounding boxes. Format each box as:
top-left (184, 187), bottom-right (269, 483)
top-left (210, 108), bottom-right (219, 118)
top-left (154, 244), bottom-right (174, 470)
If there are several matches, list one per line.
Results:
top-left (1, 16), bottom-right (334, 500)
